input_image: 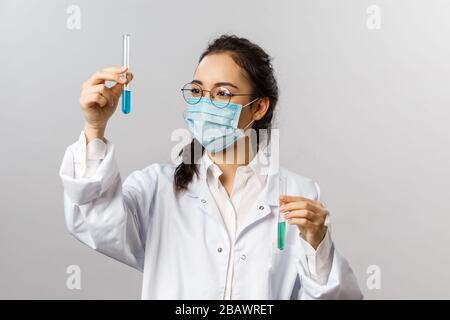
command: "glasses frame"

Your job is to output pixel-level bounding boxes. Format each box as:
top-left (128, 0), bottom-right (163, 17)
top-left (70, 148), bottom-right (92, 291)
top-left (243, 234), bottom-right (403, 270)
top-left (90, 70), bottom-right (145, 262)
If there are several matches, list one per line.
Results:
top-left (181, 82), bottom-right (256, 108)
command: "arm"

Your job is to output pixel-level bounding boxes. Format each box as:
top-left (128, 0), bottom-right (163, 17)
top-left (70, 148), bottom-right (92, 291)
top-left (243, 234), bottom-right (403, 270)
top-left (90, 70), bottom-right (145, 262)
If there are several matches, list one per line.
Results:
top-left (296, 229), bottom-right (363, 299)
top-left (59, 131), bottom-right (155, 271)
top-left (283, 180), bottom-right (363, 299)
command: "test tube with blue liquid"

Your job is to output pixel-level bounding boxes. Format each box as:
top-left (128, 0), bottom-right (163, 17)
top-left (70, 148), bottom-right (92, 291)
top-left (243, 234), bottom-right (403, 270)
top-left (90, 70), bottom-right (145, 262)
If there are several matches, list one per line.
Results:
top-left (278, 176), bottom-right (287, 250)
top-left (121, 34), bottom-right (131, 114)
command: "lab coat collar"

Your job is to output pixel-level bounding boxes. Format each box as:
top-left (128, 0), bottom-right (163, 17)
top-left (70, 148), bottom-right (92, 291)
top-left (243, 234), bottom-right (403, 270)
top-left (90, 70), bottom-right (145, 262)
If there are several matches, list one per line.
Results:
top-left (183, 142), bottom-right (280, 240)
top-left (201, 147), bottom-right (269, 189)
top-left (185, 143), bottom-right (280, 207)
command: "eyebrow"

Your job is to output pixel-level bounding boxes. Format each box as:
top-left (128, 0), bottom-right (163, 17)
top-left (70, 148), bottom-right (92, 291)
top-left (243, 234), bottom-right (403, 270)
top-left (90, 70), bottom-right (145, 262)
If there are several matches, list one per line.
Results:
top-left (191, 79), bottom-right (239, 89)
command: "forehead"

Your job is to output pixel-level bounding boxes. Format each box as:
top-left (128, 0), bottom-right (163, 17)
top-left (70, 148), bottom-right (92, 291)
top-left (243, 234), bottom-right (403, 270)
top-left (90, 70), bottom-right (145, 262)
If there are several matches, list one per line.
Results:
top-left (194, 52), bottom-right (250, 88)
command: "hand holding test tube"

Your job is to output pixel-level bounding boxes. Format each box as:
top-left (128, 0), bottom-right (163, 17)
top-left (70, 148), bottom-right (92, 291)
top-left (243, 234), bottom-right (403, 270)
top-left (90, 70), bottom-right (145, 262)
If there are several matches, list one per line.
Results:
top-left (121, 34), bottom-right (131, 114)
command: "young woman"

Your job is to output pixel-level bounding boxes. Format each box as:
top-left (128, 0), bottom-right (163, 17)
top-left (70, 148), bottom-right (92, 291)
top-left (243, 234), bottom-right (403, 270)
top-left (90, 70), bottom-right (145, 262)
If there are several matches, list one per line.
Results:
top-left (59, 34), bottom-right (362, 299)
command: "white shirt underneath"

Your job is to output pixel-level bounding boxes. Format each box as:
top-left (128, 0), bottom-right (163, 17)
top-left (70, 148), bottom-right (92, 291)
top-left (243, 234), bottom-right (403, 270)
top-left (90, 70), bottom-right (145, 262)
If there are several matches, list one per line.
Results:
top-left (203, 150), bottom-right (269, 299)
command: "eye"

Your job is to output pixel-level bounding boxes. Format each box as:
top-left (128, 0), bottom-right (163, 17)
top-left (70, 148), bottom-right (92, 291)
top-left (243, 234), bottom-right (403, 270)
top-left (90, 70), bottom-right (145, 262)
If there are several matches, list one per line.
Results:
top-left (215, 88), bottom-right (232, 97)
top-left (190, 88), bottom-right (202, 97)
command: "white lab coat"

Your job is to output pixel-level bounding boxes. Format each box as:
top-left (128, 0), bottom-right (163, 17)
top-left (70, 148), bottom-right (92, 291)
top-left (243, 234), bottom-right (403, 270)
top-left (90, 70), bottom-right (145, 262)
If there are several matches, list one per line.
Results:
top-left (59, 136), bottom-right (363, 300)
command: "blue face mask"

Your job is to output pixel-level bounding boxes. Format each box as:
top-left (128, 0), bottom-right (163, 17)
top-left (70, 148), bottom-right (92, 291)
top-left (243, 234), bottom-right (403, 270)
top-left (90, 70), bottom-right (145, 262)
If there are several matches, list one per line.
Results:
top-left (184, 97), bottom-right (258, 153)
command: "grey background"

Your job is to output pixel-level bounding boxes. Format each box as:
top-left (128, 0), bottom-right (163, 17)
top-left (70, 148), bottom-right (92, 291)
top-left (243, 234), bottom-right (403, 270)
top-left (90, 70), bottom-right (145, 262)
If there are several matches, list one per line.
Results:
top-left (1, 0), bottom-right (449, 299)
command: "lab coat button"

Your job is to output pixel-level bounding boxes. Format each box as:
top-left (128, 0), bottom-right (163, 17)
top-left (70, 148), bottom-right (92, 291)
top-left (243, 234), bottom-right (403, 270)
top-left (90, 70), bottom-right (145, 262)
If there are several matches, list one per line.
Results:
top-left (259, 205), bottom-right (264, 210)
top-left (217, 247), bottom-right (223, 253)
top-left (201, 199), bottom-right (207, 203)
top-left (241, 254), bottom-right (247, 260)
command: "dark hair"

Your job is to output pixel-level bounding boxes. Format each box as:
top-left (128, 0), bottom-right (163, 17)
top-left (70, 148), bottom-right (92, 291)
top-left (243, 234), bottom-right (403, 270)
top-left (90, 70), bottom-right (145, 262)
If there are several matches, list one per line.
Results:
top-left (174, 34), bottom-right (279, 193)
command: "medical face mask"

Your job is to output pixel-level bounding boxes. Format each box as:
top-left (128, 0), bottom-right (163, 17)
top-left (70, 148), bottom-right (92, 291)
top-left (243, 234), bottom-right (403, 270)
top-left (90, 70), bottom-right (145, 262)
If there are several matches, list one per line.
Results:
top-left (184, 97), bottom-right (258, 153)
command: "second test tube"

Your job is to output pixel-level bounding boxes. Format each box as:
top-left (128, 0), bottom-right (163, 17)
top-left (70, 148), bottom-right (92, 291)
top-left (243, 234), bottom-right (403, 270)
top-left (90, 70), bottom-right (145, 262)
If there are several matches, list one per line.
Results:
top-left (278, 176), bottom-right (287, 250)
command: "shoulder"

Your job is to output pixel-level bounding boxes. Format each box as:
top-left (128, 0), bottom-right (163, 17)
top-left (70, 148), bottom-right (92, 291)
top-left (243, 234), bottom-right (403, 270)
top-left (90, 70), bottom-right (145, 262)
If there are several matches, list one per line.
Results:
top-left (123, 163), bottom-right (178, 190)
top-left (280, 167), bottom-right (321, 201)
top-left (141, 163), bottom-right (177, 178)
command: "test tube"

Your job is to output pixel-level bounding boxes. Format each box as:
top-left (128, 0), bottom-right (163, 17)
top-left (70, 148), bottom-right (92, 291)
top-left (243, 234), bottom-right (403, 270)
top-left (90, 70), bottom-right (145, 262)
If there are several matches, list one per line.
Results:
top-left (278, 175), bottom-right (287, 250)
top-left (121, 34), bottom-right (131, 114)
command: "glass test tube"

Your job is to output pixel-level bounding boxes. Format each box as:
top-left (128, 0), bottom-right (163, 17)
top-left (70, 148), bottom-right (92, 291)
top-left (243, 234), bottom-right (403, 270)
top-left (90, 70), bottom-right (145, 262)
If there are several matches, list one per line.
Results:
top-left (121, 34), bottom-right (131, 114)
top-left (278, 175), bottom-right (287, 250)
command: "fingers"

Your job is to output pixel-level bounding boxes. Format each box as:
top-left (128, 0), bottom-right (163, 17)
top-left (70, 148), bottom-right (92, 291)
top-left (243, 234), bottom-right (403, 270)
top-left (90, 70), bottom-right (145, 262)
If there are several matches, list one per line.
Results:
top-left (83, 83), bottom-right (108, 95)
top-left (285, 209), bottom-right (315, 221)
top-left (280, 195), bottom-right (320, 205)
top-left (81, 65), bottom-right (134, 105)
top-left (285, 209), bottom-right (326, 226)
top-left (110, 82), bottom-right (124, 97)
top-left (287, 217), bottom-right (313, 228)
top-left (103, 66), bottom-right (128, 72)
top-left (83, 66), bottom-right (128, 87)
top-left (82, 84), bottom-right (115, 107)
top-left (80, 92), bottom-right (108, 108)
top-left (280, 199), bottom-right (325, 215)
top-left (111, 72), bottom-right (133, 97)
top-left (119, 71), bottom-right (134, 82)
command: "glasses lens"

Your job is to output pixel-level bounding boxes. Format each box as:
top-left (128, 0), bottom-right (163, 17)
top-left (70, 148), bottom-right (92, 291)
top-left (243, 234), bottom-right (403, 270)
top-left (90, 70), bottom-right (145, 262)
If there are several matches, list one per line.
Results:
top-left (182, 83), bottom-right (202, 104)
top-left (210, 87), bottom-right (232, 108)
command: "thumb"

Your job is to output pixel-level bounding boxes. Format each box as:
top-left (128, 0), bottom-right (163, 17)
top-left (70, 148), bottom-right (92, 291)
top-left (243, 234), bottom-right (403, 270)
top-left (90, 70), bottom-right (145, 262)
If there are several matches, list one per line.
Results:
top-left (111, 82), bottom-right (124, 97)
top-left (111, 72), bottom-right (133, 97)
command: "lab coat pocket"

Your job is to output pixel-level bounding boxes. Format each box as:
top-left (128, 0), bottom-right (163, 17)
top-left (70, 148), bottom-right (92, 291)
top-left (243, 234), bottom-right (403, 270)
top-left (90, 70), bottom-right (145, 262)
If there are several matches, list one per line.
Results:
top-left (268, 241), bottom-right (301, 299)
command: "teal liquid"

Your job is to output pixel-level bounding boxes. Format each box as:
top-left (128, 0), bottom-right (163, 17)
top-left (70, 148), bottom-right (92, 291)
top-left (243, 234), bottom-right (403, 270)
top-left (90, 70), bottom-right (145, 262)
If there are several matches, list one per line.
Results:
top-left (122, 89), bottom-right (131, 114)
top-left (277, 221), bottom-right (286, 250)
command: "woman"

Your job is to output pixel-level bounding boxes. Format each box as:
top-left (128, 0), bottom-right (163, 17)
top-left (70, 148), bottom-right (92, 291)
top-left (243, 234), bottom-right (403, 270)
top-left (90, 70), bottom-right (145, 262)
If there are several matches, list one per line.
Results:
top-left (59, 34), bottom-right (362, 299)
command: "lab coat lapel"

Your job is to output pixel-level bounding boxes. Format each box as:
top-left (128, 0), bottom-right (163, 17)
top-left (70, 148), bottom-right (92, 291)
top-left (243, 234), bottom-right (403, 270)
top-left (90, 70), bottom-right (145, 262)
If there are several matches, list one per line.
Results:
top-left (235, 141), bottom-right (280, 239)
top-left (235, 171), bottom-right (279, 240)
top-left (185, 160), bottom-right (231, 238)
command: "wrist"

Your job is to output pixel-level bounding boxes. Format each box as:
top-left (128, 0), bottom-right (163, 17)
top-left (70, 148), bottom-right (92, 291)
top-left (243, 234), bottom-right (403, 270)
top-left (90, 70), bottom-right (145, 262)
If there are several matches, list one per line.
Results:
top-left (83, 124), bottom-right (106, 143)
top-left (301, 227), bottom-right (327, 251)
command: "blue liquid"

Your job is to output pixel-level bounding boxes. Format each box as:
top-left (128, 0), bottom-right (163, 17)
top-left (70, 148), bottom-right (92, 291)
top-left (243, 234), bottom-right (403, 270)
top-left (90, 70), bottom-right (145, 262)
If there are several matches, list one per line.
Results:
top-left (278, 221), bottom-right (286, 250)
top-left (122, 89), bottom-right (131, 114)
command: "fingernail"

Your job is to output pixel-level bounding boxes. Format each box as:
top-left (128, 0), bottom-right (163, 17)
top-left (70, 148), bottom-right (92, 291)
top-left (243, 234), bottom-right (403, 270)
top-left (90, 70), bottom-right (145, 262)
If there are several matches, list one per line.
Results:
top-left (284, 213), bottom-right (288, 219)
top-left (280, 206), bottom-right (286, 212)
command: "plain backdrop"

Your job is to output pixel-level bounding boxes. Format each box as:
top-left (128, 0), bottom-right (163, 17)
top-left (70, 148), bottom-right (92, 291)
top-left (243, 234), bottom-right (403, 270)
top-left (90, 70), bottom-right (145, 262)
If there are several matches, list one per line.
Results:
top-left (1, 0), bottom-right (450, 299)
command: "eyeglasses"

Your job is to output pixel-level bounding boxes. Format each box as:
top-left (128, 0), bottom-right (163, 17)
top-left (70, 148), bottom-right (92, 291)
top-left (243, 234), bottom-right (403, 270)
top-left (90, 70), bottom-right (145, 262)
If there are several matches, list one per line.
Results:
top-left (181, 82), bottom-right (255, 108)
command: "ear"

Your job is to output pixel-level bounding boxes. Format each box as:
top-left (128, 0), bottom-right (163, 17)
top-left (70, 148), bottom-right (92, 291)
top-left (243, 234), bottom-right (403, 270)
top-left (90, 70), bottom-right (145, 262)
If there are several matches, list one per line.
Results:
top-left (252, 97), bottom-right (270, 120)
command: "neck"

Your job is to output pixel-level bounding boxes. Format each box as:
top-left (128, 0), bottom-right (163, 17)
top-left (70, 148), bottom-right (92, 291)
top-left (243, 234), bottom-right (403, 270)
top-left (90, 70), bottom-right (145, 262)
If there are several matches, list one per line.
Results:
top-left (207, 136), bottom-right (255, 184)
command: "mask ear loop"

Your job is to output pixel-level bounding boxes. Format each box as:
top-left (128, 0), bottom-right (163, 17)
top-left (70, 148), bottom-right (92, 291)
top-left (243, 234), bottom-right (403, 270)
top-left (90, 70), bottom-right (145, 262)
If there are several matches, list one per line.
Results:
top-left (241, 97), bottom-right (260, 109)
top-left (240, 97), bottom-right (260, 132)
top-left (242, 118), bottom-right (255, 131)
